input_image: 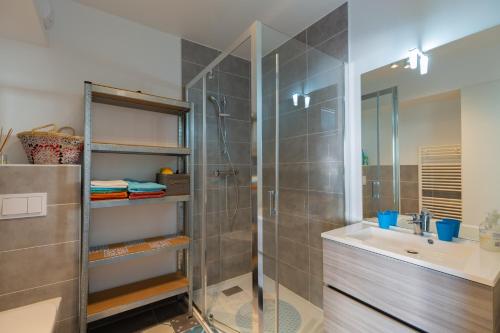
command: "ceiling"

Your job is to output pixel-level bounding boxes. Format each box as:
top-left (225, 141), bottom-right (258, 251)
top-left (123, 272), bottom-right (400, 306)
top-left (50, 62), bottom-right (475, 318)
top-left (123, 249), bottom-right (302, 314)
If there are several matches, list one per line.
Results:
top-left (77, 0), bottom-right (346, 51)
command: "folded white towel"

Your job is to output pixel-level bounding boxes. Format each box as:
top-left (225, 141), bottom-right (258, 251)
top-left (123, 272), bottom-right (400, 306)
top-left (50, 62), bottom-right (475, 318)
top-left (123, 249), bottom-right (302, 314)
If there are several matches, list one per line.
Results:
top-left (91, 180), bottom-right (128, 188)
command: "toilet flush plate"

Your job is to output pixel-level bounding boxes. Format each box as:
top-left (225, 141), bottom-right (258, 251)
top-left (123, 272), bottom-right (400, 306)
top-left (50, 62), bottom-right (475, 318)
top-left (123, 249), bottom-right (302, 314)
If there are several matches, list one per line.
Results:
top-left (0, 193), bottom-right (47, 220)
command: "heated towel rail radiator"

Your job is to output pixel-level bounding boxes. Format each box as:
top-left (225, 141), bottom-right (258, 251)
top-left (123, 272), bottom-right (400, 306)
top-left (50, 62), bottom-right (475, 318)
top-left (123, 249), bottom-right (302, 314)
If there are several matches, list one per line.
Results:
top-left (418, 144), bottom-right (462, 220)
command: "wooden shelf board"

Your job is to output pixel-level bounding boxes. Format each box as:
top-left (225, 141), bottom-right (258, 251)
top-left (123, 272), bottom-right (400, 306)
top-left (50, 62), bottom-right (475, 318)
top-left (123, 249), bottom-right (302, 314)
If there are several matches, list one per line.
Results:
top-left (90, 195), bottom-right (190, 209)
top-left (89, 235), bottom-right (189, 267)
top-left (87, 272), bottom-right (188, 322)
top-left (91, 142), bottom-right (190, 156)
top-left (90, 83), bottom-right (190, 115)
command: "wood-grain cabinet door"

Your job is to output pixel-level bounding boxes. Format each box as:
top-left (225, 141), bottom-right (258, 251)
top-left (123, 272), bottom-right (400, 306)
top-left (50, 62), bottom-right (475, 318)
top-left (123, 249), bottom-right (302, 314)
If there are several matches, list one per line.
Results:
top-left (324, 286), bottom-right (417, 333)
top-left (323, 239), bottom-right (496, 333)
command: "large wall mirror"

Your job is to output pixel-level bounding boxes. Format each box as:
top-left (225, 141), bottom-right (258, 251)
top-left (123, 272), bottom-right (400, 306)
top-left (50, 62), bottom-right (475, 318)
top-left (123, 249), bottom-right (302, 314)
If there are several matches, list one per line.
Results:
top-left (361, 24), bottom-right (500, 239)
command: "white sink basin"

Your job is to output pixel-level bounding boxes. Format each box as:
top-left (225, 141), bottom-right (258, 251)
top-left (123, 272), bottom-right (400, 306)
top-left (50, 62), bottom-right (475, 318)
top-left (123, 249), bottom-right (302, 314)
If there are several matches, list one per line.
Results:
top-left (322, 221), bottom-right (500, 286)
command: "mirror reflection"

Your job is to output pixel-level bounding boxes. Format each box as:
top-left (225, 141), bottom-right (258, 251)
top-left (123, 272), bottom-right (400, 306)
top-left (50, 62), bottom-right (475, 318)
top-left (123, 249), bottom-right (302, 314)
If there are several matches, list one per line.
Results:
top-left (361, 24), bottom-right (500, 240)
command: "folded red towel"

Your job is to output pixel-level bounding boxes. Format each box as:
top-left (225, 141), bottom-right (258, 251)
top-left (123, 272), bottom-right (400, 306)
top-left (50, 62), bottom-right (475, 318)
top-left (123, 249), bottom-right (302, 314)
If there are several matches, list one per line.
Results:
top-left (129, 191), bottom-right (166, 200)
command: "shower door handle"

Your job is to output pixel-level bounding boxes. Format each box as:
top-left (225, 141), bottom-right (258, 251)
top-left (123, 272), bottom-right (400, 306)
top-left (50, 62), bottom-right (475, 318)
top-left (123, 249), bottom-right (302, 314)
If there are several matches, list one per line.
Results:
top-left (372, 180), bottom-right (381, 199)
top-left (268, 190), bottom-right (276, 217)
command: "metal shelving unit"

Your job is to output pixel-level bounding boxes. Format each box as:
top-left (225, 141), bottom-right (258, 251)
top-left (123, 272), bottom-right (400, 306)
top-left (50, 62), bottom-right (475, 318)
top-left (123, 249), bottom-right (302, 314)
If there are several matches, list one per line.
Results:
top-left (80, 82), bottom-right (193, 332)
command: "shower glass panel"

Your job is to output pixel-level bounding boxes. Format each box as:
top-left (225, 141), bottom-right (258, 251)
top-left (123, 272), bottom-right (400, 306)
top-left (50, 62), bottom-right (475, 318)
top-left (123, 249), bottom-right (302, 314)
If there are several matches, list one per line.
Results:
top-left (361, 88), bottom-right (399, 219)
top-left (187, 20), bottom-right (346, 333)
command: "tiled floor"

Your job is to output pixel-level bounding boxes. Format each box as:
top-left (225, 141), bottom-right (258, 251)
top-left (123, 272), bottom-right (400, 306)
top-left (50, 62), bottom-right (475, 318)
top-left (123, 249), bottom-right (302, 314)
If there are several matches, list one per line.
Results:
top-left (87, 298), bottom-right (203, 333)
top-left (195, 273), bottom-right (323, 333)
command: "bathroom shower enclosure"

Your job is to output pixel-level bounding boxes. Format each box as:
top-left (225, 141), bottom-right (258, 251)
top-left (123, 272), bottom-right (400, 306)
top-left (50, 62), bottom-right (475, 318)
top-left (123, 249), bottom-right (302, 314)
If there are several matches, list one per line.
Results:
top-left (186, 14), bottom-right (347, 332)
top-left (361, 87), bottom-right (400, 218)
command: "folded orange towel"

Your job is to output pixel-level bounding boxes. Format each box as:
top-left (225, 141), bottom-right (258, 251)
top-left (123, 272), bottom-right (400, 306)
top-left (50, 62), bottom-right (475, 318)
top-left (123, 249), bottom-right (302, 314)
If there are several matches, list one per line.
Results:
top-left (91, 192), bottom-right (128, 200)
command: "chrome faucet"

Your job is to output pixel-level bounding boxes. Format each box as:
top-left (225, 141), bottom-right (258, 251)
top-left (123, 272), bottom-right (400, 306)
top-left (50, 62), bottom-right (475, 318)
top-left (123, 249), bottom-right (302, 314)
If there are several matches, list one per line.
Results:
top-left (409, 209), bottom-right (432, 235)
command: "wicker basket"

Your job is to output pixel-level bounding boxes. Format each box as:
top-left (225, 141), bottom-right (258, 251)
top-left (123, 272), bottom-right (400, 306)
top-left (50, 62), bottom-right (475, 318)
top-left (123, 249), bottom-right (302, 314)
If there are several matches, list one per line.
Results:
top-left (17, 124), bottom-right (83, 165)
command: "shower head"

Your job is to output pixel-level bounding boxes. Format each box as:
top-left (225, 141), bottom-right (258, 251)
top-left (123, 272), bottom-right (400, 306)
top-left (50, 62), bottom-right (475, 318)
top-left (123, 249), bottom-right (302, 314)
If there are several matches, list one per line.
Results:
top-left (208, 95), bottom-right (218, 103)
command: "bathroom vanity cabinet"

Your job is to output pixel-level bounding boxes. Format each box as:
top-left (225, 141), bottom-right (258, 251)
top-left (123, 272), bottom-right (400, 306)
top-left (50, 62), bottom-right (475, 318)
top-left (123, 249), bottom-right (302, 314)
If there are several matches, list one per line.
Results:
top-left (322, 238), bottom-right (500, 333)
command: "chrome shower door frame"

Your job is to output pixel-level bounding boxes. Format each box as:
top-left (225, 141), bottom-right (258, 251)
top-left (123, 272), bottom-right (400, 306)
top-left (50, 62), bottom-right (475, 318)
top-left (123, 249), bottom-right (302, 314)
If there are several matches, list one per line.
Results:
top-left (361, 86), bottom-right (400, 212)
top-left (185, 21), bottom-right (269, 333)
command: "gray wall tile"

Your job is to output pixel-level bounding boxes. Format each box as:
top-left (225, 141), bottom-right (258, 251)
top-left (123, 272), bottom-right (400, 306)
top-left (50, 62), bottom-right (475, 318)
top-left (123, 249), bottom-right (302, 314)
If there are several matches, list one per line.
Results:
top-left (182, 60), bottom-right (204, 86)
top-left (222, 252), bottom-right (252, 280)
top-left (278, 236), bottom-right (309, 270)
top-left (55, 316), bottom-right (78, 333)
top-left (307, 98), bottom-right (341, 135)
top-left (0, 241), bottom-right (79, 294)
top-left (306, 2), bottom-right (348, 47)
top-left (309, 247), bottom-right (323, 279)
top-left (0, 278), bottom-right (78, 321)
top-left (278, 262), bottom-right (308, 300)
top-left (182, 39), bottom-right (220, 67)
top-left (0, 165), bottom-right (81, 320)
top-left (219, 55), bottom-right (250, 78)
top-left (279, 163), bottom-right (308, 190)
top-left (220, 72), bottom-right (250, 99)
top-left (279, 53), bottom-right (307, 90)
top-left (221, 230), bottom-right (252, 255)
top-left (400, 165), bottom-right (418, 182)
top-left (0, 204), bottom-right (80, 251)
top-left (279, 110), bottom-right (307, 139)
top-left (0, 165), bottom-right (80, 204)
top-left (279, 213), bottom-right (308, 243)
top-left (309, 275), bottom-right (323, 307)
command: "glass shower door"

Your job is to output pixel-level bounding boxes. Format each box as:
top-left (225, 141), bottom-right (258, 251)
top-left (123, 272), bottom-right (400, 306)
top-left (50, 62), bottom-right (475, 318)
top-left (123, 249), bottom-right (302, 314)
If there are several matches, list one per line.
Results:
top-left (361, 87), bottom-right (400, 218)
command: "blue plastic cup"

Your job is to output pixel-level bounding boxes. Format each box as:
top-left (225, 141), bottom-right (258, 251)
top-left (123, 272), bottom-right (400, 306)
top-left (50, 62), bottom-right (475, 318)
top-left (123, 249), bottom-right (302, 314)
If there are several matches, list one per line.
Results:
top-left (436, 221), bottom-right (454, 241)
top-left (377, 211), bottom-right (392, 229)
top-left (441, 218), bottom-right (461, 238)
top-left (388, 210), bottom-right (399, 226)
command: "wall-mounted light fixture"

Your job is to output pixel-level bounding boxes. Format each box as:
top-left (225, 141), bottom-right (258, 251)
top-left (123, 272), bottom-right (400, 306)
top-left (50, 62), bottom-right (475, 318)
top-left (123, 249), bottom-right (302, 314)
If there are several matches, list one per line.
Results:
top-left (409, 48), bottom-right (419, 70)
top-left (419, 54), bottom-right (429, 75)
top-left (292, 93), bottom-right (299, 107)
top-left (408, 48), bottom-right (429, 75)
top-left (304, 95), bottom-right (311, 109)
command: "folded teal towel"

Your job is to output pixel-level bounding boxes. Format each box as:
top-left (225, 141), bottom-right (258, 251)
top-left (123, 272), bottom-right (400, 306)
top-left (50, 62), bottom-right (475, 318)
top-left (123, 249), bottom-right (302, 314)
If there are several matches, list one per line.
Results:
top-left (91, 187), bottom-right (128, 194)
top-left (125, 179), bottom-right (166, 193)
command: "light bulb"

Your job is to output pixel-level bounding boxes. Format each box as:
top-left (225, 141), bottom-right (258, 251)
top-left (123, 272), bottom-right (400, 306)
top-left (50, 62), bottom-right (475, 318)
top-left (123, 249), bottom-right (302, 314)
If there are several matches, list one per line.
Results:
top-left (409, 48), bottom-right (419, 70)
top-left (292, 93), bottom-right (299, 107)
top-left (419, 54), bottom-right (429, 75)
top-left (304, 95), bottom-right (311, 108)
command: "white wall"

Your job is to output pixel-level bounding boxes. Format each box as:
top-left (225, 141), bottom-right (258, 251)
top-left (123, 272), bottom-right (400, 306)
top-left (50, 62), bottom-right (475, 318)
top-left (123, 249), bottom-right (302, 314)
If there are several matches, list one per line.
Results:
top-left (399, 93), bottom-right (461, 165)
top-left (461, 79), bottom-right (500, 226)
top-left (346, 0), bottom-right (500, 222)
top-left (0, 0), bottom-right (181, 163)
top-left (0, 0), bottom-right (183, 291)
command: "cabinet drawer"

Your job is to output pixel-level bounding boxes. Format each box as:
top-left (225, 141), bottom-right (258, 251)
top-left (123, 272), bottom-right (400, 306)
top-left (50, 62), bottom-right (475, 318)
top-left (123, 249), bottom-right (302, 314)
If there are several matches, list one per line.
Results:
top-left (323, 239), bottom-right (496, 333)
top-left (324, 286), bottom-right (416, 333)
